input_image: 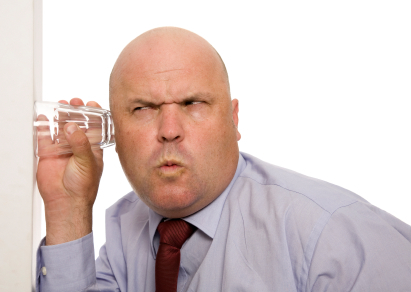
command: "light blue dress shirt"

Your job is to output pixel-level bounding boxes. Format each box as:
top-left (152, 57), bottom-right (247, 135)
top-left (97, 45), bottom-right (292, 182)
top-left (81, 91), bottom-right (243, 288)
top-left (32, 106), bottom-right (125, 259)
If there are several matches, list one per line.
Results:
top-left (37, 152), bottom-right (411, 291)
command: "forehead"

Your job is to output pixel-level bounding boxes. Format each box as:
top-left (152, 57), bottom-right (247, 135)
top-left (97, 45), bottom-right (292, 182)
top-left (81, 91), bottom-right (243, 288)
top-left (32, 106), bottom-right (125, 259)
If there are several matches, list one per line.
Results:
top-left (123, 69), bottom-right (216, 105)
top-left (111, 35), bottom-right (227, 104)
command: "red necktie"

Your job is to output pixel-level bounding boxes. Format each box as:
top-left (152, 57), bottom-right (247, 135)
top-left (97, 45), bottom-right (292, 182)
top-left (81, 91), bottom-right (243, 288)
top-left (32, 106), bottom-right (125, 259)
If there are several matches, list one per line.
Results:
top-left (155, 219), bottom-right (197, 292)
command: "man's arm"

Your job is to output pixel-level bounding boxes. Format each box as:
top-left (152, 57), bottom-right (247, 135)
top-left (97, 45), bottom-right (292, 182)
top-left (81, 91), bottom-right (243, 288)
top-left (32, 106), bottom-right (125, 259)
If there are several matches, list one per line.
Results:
top-left (37, 232), bottom-right (120, 291)
top-left (36, 99), bottom-right (108, 291)
top-left (306, 201), bottom-right (411, 292)
top-left (37, 99), bottom-right (102, 246)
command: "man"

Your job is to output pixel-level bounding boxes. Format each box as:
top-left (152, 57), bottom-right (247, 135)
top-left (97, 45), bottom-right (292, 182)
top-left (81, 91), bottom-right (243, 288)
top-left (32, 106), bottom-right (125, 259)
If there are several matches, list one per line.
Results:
top-left (37, 27), bottom-right (411, 291)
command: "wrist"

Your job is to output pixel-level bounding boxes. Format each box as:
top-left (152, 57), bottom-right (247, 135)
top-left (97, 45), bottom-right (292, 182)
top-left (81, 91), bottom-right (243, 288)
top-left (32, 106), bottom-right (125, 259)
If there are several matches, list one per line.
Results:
top-left (44, 203), bottom-right (93, 245)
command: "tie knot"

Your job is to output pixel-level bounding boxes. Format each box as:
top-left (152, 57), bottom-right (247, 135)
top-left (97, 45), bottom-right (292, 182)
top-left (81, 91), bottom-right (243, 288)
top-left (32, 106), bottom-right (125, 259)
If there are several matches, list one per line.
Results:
top-left (157, 219), bottom-right (197, 249)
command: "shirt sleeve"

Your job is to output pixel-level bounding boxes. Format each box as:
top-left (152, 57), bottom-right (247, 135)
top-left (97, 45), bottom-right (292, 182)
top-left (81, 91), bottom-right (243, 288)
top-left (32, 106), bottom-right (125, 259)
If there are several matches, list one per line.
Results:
top-left (36, 232), bottom-right (120, 292)
top-left (306, 201), bottom-right (411, 292)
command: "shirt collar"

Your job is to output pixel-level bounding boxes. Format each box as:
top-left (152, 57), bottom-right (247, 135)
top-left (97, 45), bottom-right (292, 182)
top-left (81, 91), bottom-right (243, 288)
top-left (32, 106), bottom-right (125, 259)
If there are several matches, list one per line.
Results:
top-left (148, 153), bottom-right (246, 258)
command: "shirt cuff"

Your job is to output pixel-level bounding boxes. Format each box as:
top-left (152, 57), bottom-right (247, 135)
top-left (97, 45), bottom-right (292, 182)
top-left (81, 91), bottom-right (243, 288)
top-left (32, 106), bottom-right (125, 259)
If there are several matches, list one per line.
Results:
top-left (37, 232), bottom-right (96, 292)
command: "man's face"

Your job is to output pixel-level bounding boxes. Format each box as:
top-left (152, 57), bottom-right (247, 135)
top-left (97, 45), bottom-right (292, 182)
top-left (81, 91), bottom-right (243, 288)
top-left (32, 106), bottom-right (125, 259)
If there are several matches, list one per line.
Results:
top-left (110, 32), bottom-right (240, 218)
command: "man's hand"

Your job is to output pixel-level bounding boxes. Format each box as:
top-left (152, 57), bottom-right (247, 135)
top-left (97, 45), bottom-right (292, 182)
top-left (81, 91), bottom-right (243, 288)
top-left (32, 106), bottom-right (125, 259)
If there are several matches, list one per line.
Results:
top-left (37, 98), bottom-right (104, 245)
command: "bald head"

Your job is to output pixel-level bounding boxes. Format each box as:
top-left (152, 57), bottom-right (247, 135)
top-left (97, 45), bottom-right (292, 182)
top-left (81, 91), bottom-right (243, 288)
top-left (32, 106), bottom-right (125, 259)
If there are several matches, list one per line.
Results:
top-left (107, 27), bottom-right (240, 218)
top-left (109, 27), bottom-right (229, 107)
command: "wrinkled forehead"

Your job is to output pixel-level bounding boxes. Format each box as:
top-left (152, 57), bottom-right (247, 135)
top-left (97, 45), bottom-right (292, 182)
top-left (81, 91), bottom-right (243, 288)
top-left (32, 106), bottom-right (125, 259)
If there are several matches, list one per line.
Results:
top-left (109, 30), bottom-right (228, 102)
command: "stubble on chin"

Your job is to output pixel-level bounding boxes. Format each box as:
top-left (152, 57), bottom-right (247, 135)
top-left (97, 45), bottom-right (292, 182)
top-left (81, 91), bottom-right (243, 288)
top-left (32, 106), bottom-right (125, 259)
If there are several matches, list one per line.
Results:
top-left (134, 163), bottom-right (209, 217)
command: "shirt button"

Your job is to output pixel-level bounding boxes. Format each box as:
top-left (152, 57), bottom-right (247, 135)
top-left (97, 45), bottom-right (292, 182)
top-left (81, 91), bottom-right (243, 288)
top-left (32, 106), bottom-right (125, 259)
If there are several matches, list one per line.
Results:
top-left (41, 267), bottom-right (47, 276)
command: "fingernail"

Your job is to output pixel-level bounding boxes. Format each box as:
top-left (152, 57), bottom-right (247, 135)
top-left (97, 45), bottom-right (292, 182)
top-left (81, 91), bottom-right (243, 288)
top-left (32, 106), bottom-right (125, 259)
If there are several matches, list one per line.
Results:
top-left (66, 124), bottom-right (78, 135)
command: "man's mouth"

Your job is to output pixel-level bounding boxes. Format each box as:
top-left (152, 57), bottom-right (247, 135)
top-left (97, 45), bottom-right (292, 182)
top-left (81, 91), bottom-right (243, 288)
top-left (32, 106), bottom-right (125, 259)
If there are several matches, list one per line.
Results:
top-left (160, 162), bottom-right (180, 172)
top-left (157, 159), bottom-right (185, 177)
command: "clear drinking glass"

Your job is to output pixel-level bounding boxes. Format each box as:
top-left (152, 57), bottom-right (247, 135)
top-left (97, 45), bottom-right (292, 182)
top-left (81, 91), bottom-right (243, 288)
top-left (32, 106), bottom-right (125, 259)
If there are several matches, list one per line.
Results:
top-left (34, 101), bottom-right (115, 157)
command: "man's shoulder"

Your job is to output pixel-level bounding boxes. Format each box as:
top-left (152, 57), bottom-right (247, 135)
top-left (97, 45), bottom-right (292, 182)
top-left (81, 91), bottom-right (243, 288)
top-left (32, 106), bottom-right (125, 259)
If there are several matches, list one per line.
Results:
top-left (238, 152), bottom-right (367, 214)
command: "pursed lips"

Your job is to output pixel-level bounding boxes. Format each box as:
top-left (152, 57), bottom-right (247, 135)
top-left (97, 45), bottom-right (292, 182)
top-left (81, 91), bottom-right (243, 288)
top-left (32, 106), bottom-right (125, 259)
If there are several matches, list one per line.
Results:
top-left (157, 159), bottom-right (185, 176)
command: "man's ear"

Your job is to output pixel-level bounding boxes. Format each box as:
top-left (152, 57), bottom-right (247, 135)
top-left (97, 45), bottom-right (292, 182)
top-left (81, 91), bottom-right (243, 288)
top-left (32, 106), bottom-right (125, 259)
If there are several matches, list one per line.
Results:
top-left (231, 99), bottom-right (241, 141)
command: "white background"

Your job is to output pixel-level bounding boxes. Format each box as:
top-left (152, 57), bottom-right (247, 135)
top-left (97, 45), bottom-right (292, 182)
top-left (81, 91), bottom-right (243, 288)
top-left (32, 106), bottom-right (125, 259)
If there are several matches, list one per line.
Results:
top-left (42, 0), bottom-right (411, 257)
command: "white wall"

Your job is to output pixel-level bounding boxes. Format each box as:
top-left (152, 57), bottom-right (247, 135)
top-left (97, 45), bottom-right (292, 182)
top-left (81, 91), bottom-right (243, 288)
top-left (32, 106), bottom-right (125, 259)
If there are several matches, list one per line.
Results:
top-left (42, 0), bottom-right (411, 259)
top-left (0, 0), bottom-right (42, 290)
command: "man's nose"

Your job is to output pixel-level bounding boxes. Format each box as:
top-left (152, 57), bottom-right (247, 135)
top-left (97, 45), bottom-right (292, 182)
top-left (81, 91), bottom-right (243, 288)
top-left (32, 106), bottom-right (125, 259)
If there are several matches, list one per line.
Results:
top-left (157, 104), bottom-right (185, 143)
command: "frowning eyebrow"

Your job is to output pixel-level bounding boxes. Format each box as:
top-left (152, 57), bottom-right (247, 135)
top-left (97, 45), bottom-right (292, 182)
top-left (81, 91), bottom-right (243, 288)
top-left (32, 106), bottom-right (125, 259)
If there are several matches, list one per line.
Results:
top-left (129, 98), bottom-right (159, 107)
top-left (128, 92), bottom-right (214, 107)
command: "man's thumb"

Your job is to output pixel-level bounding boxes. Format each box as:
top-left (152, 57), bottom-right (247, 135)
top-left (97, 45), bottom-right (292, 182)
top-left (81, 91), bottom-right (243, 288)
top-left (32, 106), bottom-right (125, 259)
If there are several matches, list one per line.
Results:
top-left (64, 123), bottom-right (94, 163)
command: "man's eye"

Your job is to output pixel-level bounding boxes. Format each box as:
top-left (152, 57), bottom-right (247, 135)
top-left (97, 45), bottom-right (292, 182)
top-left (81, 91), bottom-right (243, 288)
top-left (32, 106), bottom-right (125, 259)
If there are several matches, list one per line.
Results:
top-left (134, 106), bottom-right (151, 111)
top-left (185, 101), bottom-right (202, 106)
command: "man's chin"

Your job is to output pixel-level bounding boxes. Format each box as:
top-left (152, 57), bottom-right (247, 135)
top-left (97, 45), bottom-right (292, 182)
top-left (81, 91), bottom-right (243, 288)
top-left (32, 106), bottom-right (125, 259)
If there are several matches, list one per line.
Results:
top-left (145, 191), bottom-right (201, 218)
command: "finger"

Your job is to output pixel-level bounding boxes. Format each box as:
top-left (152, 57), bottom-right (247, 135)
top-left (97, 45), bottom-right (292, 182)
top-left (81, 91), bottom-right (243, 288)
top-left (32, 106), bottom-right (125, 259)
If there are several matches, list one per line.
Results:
top-left (64, 122), bottom-right (95, 166)
top-left (70, 98), bottom-right (85, 106)
top-left (86, 101), bottom-right (102, 109)
top-left (58, 100), bottom-right (69, 104)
